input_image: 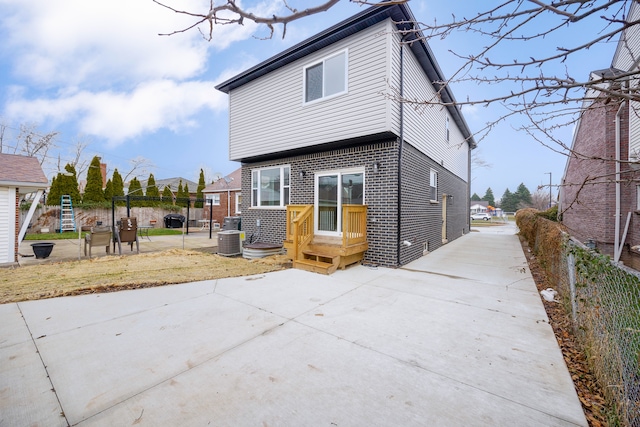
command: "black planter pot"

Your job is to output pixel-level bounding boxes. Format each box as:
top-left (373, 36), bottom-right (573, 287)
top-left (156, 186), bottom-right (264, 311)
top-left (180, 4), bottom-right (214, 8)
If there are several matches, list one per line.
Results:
top-left (31, 243), bottom-right (55, 259)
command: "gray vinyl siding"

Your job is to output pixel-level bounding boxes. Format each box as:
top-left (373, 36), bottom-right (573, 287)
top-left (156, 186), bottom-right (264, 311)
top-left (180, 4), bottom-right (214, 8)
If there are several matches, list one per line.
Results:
top-left (612, 1), bottom-right (640, 71)
top-left (612, 2), bottom-right (640, 161)
top-left (228, 20), bottom-right (392, 161)
top-left (389, 30), bottom-right (470, 181)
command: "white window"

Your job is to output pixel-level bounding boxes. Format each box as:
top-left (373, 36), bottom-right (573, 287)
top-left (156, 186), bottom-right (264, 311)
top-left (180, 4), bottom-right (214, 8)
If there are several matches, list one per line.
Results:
top-left (206, 194), bottom-right (220, 205)
top-left (430, 170), bottom-right (438, 201)
top-left (446, 116), bottom-right (450, 142)
top-left (304, 50), bottom-right (348, 103)
top-left (252, 166), bottom-right (290, 207)
top-left (235, 193), bottom-right (242, 214)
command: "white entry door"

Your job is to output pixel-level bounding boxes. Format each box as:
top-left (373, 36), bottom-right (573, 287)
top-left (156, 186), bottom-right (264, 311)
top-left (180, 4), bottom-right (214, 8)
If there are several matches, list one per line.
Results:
top-left (315, 170), bottom-right (364, 236)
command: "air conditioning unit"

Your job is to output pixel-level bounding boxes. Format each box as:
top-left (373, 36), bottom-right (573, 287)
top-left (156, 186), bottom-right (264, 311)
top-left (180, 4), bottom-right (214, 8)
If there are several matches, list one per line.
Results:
top-left (218, 230), bottom-right (241, 256)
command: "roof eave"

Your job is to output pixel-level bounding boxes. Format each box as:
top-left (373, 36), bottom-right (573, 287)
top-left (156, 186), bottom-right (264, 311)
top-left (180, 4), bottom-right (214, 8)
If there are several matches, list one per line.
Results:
top-left (0, 181), bottom-right (48, 192)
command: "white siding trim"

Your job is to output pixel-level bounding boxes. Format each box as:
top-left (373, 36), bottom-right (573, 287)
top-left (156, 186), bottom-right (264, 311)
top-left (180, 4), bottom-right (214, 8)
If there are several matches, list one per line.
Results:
top-left (385, 19), bottom-right (394, 133)
top-left (0, 187), bottom-right (15, 264)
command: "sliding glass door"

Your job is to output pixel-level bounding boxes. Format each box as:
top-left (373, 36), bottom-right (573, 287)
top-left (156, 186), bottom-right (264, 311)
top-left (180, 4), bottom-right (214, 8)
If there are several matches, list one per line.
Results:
top-left (315, 170), bottom-right (364, 236)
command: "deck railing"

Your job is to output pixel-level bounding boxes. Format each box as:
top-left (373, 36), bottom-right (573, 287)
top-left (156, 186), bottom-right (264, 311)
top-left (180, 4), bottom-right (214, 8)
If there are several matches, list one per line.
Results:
top-left (285, 205), bottom-right (308, 242)
top-left (342, 204), bottom-right (367, 247)
top-left (289, 205), bottom-right (314, 261)
top-left (286, 204), bottom-right (367, 257)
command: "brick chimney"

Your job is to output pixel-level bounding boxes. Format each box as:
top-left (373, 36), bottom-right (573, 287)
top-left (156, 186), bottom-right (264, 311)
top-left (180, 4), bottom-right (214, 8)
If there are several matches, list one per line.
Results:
top-left (100, 163), bottom-right (107, 188)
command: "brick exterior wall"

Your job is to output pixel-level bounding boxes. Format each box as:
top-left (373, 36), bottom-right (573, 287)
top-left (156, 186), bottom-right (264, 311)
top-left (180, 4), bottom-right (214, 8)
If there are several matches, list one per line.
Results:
top-left (400, 143), bottom-right (470, 265)
top-left (241, 139), bottom-right (470, 267)
top-left (561, 99), bottom-right (640, 268)
top-left (203, 191), bottom-right (241, 225)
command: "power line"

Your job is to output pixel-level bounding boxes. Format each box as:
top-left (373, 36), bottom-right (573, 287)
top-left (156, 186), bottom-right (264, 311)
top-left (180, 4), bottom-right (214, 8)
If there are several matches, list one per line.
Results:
top-left (0, 119), bottom-right (201, 179)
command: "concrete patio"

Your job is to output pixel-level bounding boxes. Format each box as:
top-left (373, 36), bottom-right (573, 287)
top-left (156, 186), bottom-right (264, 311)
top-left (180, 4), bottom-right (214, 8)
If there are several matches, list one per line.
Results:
top-left (0, 224), bottom-right (587, 426)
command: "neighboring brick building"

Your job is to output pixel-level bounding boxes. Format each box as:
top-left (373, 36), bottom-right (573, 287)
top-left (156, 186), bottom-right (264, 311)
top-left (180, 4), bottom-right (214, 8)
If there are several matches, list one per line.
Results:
top-left (561, 92), bottom-right (634, 261)
top-left (560, 10), bottom-right (640, 268)
top-left (202, 168), bottom-right (241, 226)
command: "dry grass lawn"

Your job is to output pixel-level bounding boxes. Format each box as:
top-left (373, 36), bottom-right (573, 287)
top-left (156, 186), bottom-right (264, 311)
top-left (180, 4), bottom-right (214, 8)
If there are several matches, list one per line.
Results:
top-left (0, 250), bottom-right (291, 304)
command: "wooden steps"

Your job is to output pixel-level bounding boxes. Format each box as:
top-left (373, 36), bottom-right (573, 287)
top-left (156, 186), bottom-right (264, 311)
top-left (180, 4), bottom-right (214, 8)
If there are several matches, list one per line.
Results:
top-left (294, 258), bottom-right (338, 275)
top-left (285, 205), bottom-right (369, 275)
top-left (291, 239), bottom-right (367, 275)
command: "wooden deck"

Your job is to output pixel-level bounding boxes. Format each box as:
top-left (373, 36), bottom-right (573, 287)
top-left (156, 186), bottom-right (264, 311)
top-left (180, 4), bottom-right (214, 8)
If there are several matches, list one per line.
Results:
top-left (284, 205), bottom-right (368, 275)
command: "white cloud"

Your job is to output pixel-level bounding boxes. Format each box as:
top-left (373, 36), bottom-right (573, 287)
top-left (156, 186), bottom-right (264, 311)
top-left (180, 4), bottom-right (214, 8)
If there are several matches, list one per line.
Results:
top-left (1, 0), bottom-right (215, 86)
top-left (0, 0), bottom-right (285, 87)
top-left (5, 80), bottom-right (228, 144)
top-left (1, 0), bottom-right (344, 150)
top-left (0, 0), bottom-right (289, 146)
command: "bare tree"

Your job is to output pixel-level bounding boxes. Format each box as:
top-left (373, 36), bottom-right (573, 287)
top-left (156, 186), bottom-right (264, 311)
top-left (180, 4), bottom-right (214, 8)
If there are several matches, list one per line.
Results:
top-left (152, 0), bottom-right (389, 40)
top-left (0, 122), bottom-right (7, 152)
top-left (0, 122), bottom-right (59, 167)
top-left (15, 124), bottom-right (58, 165)
top-left (68, 138), bottom-right (91, 177)
top-left (471, 150), bottom-right (492, 173)
top-left (390, 0), bottom-right (638, 150)
top-left (122, 156), bottom-right (155, 183)
top-left (531, 189), bottom-right (551, 211)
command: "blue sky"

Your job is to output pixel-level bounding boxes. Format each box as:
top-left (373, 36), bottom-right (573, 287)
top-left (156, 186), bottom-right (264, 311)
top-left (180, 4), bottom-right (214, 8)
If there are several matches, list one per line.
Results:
top-left (0, 0), bottom-right (619, 201)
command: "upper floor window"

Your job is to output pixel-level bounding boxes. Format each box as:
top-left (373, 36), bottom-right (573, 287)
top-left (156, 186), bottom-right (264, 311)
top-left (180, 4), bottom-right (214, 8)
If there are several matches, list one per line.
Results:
top-left (304, 50), bottom-right (348, 103)
top-left (252, 166), bottom-right (290, 207)
top-left (446, 116), bottom-right (450, 142)
top-left (430, 169), bottom-right (438, 201)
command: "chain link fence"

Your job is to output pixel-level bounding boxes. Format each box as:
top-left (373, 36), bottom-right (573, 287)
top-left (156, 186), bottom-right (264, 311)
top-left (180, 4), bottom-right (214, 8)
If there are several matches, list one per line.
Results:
top-left (520, 210), bottom-right (640, 426)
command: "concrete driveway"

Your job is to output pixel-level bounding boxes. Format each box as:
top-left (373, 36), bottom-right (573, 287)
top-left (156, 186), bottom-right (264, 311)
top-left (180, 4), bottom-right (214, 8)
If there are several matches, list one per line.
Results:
top-left (1, 223), bottom-right (587, 426)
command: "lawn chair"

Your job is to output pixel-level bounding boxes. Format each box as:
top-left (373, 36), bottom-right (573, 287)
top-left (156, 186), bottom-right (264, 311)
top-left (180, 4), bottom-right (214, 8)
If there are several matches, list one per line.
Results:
top-left (84, 226), bottom-right (112, 258)
top-left (113, 217), bottom-right (140, 255)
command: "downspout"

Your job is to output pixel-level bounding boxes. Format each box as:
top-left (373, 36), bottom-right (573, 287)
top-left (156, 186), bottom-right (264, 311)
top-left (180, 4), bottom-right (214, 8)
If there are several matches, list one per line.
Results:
top-left (227, 189), bottom-right (231, 217)
top-left (397, 32), bottom-right (409, 267)
top-left (614, 99), bottom-right (626, 262)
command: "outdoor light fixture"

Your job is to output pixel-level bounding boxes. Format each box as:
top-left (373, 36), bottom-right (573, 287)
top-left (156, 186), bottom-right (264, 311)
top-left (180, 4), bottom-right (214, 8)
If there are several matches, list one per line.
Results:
top-left (299, 170), bottom-right (306, 178)
top-left (373, 162), bottom-right (381, 172)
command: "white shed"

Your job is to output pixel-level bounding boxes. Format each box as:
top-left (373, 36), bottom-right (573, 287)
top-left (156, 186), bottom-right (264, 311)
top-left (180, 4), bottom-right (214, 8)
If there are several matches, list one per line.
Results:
top-left (0, 153), bottom-right (48, 266)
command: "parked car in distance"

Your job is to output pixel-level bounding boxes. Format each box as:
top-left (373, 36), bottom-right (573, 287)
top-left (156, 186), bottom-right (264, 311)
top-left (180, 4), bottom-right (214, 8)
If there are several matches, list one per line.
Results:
top-left (471, 213), bottom-right (492, 221)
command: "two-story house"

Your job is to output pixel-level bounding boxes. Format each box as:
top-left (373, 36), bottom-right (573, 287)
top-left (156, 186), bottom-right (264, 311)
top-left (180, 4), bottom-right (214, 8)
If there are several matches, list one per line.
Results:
top-left (216, 3), bottom-right (476, 272)
top-left (560, 1), bottom-right (640, 268)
